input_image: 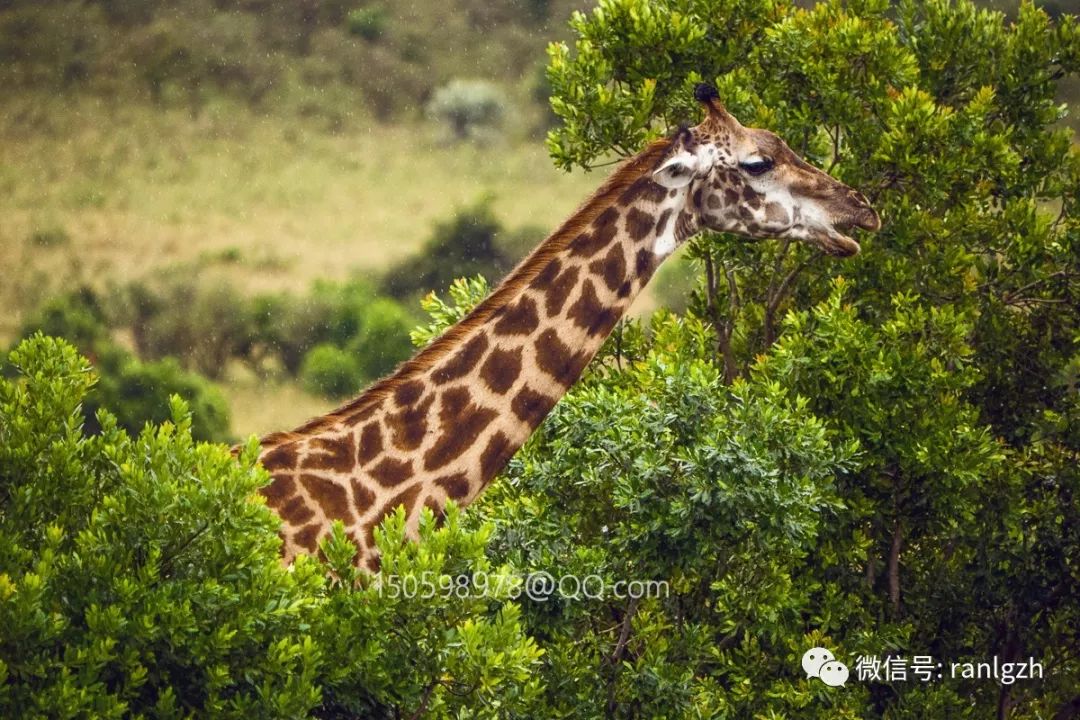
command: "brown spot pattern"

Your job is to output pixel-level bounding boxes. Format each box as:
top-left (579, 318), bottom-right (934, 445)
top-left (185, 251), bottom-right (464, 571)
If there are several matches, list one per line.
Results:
top-left (386, 393), bottom-right (434, 451)
top-left (261, 442), bottom-right (298, 471)
top-left (439, 386), bottom-right (471, 421)
top-left (676, 211), bottom-right (696, 239)
top-left (261, 474), bottom-right (296, 504)
top-left (424, 403), bottom-right (498, 471)
top-left (350, 478), bottom-right (376, 511)
top-left (618, 176), bottom-right (668, 205)
top-left (380, 482), bottom-right (423, 520)
top-left (544, 265), bottom-right (580, 317)
top-left (567, 279), bottom-right (616, 335)
top-left (493, 296), bottom-right (540, 336)
top-left (303, 435), bottom-right (355, 473)
top-left (479, 431), bottom-right (514, 482)
top-left (571, 210), bottom-right (619, 256)
top-left (535, 328), bottom-right (589, 386)
top-left (511, 385), bottom-right (557, 426)
top-left (765, 202), bottom-right (789, 225)
top-left (635, 248), bottom-right (655, 280)
top-left (590, 245), bottom-right (626, 292)
top-left (357, 422), bottom-right (383, 465)
top-left (394, 380), bottom-right (424, 406)
top-left (433, 333), bottom-right (489, 383)
top-left (300, 473), bottom-right (355, 523)
top-left (655, 209), bottom-right (672, 236)
top-left (293, 523), bottom-right (322, 552)
top-left (370, 457), bottom-right (414, 487)
top-left (480, 346), bottom-right (523, 394)
top-left (280, 495), bottom-right (315, 525)
top-left (435, 472), bottom-right (472, 500)
top-left (534, 258), bottom-right (562, 286)
top-left (342, 403), bottom-right (378, 427)
top-left (625, 207), bottom-right (655, 240)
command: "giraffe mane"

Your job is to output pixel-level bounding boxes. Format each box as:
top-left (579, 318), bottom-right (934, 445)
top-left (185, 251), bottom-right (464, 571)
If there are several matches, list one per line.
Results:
top-left (258, 134), bottom-right (677, 448)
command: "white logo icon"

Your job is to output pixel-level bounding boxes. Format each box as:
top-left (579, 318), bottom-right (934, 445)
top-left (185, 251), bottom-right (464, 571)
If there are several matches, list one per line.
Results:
top-left (802, 647), bottom-right (835, 678)
top-left (818, 659), bottom-right (850, 687)
top-left (802, 647), bottom-right (850, 687)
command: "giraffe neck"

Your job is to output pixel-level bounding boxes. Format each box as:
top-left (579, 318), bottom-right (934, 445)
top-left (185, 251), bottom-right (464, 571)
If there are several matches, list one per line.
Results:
top-left (256, 137), bottom-right (697, 570)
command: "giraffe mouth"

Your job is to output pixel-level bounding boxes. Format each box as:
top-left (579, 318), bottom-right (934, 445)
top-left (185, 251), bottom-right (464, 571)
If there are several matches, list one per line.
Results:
top-left (821, 210), bottom-right (880, 257)
top-left (817, 227), bottom-right (862, 257)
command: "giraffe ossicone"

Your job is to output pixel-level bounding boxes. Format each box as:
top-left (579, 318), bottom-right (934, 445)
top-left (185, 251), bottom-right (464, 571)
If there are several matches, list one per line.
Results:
top-left (252, 84), bottom-right (881, 571)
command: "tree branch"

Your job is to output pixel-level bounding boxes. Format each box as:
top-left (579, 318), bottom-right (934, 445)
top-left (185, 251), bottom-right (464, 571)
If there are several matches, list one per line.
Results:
top-left (408, 680), bottom-right (439, 720)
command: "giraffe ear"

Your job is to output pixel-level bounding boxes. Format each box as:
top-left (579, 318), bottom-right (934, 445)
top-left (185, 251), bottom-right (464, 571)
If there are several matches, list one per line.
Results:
top-left (652, 151), bottom-right (701, 189)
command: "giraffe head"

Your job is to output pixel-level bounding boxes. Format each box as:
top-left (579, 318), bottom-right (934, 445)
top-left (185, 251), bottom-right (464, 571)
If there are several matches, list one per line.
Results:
top-left (652, 84), bottom-right (880, 257)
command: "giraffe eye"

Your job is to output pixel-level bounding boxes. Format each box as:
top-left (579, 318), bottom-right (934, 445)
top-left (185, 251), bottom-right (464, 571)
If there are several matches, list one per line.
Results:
top-left (740, 158), bottom-right (774, 176)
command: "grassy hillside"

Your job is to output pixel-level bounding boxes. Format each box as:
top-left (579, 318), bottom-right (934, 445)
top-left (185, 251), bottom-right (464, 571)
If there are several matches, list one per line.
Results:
top-left (0, 94), bottom-right (605, 433)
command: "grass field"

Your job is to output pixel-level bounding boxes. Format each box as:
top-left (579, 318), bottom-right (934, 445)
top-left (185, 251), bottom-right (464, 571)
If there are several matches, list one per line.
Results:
top-left (0, 91), bottom-right (603, 436)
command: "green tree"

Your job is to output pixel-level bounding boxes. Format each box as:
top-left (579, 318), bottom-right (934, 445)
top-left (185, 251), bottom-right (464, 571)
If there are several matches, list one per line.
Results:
top-left (455, 0), bottom-right (1077, 716)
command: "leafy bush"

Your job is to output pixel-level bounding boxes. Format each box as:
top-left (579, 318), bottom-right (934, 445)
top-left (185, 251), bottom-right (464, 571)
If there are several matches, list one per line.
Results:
top-left (300, 342), bottom-right (362, 399)
top-left (348, 297), bottom-right (416, 379)
top-left (0, 335), bottom-right (322, 717)
top-left (426, 78), bottom-right (506, 140)
top-left (17, 286), bottom-right (111, 351)
top-left (251, 291), bottom-right (335, 376)
top-left (87, 344), bottom-right (231, 442)
top-left (252, 279), bottom-right (416, 385)
top-left (0, 336), bottom-right (544, 718)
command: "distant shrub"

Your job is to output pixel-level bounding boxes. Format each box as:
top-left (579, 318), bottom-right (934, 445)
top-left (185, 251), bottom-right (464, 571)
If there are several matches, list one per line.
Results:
top-left (18, 287), bottom-right (110, 351)
top-left (96, 0), bottom-right (156, 25)
top-left (86, 345), bottom-right (232, 442)
top-left (381, 200), bottom-right (514, 299)
top-left (300, 342), bottom-right (362, 398)
top-left (349, 297), bottom-right (415, 378)
top-left (122, 276), bottom-right (256, 380)
top-left (252, 279), bottom-right (417, 383)
top-left (311, 279), bottom-right (378, 347)
top-left (426, 78), bottom-right (505, 140)
top-left (0, 5), bottom-right (108, 86)
top-left (346, 6), bottom-right (387, 41)
top-left (250, 291), bottom-right (328, 375)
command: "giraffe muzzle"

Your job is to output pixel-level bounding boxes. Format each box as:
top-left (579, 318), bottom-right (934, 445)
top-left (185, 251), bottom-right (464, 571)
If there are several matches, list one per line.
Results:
top-left (852, 205), bottom-right (882, 232)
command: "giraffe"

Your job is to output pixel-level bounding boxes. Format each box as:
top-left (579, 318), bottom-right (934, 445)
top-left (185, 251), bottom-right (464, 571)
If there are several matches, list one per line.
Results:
top-left (252, 84), bottom-right (881, 570)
